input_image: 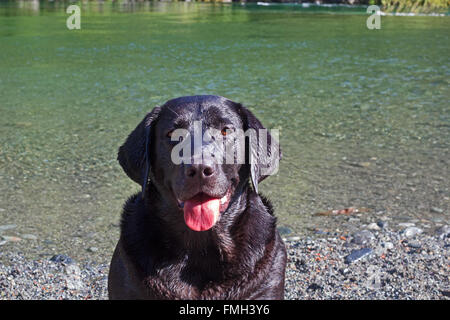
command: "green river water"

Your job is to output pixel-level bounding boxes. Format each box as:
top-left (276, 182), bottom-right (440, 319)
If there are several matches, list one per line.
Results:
top-left (0, 1), bottom-right (449, 262)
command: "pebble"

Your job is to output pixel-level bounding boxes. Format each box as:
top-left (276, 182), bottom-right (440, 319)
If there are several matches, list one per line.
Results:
top-left (431, 217), bottom-right (443, 223)
top-left (407, 240), bottom-right (422, 249)
top-left (430, 207), bottom-right (444, 214)
top-left (21, 234), bottom-right (38, 240)
top-left (50, 254), bottom-right (74, 265)
top-left (382, 242), bottom-right (394, 250)
top-left (441, 290), bottom-right (450, 297)
top-left (344, 248), bottom-right (373, 264)
top-left (339, 268), bottom-right (350, 275)
top-left (376, 220), bottom-right (388, 229)
top-left (367, 223), bottom-right (381, 231)
top-left (1, 236), bottom-right (22, 242)
top-left (0, 224), bottom-right (17, 232)
top-left (351, 230), bottom-right (375, 245)
top-left (87, 246), bottom-right (99, 253)
top-left (398, 222), bottom-right (416, 228)
top-left (307, 283), bottom-right (323, 291)
top-left (277, 226), bottom-right (292, 236)
top-left (435, 225), bottom-right (450, 239)
top-left (403, 227), bottom-right (423, 238)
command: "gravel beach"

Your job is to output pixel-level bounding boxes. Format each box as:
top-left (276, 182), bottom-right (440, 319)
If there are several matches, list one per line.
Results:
top-left (1, 223), bottom-right (448, 300)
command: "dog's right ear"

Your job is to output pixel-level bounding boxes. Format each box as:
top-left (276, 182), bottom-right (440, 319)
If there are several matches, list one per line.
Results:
top-left (234, 103), bottom-right (281, 194)
top-left (117, 106), bottom-right (161, 198)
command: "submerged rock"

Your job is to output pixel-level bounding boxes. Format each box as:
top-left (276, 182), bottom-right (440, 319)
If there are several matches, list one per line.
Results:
top-left (0, 225), bottom-right (17, 233)
top-left (277, 226), bottom-right (292, 236)
top-left (87, 247), bottom-right (99, 253)
top-left (50, 254), bottom-right (74, 265)
top-left (1, 235), bottom-right (21, 242)
top-left (21, 234), bottom-right (38, 241)
top-left (430, 207), bottom-right (444, 214)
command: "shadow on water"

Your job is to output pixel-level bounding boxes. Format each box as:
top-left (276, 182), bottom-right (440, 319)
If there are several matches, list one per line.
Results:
top-left (0, 1), bottom-right (448, 262)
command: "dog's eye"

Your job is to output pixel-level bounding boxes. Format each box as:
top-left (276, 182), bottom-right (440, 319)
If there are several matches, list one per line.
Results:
top-left (221, 127), bottom-right (229, 136)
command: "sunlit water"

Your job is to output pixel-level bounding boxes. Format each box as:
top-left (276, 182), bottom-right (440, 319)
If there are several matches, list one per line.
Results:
top-left (0, 1), bottom-right (449, 261)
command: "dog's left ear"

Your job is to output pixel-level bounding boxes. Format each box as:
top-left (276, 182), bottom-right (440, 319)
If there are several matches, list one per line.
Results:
top-left (117, 106), bottom-right (161, 199)
top-left (235, 103), bottom-right (282, 194)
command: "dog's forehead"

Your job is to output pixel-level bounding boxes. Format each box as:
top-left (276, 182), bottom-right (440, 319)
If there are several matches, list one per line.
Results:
top-left (157, 96), bottom-right (242, 127)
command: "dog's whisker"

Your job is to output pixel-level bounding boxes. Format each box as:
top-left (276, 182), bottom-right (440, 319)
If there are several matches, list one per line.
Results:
top-left (166, 106), bottom-right (179, 117)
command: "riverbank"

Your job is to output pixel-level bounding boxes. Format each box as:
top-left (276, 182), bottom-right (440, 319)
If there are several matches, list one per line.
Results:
top-left (1, 222), bottom-right (448, 300)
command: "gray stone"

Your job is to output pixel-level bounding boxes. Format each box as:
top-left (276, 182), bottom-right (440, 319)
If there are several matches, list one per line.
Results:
top-left (403, 227), bottom-right (423, 238)
top-left (407, 240), bottom-right (422, 249)
top-left (0, 224), bottom-right (17, 233)
top-left (435, 225), bottom-right (450, 239)
top-left (374, 245), bottom-right (385, 255)
top-left (351, 230), bottom-right (375, 245)
top-left (377, 220), bottom-right (388, 229)
top-left (430, 207), bottom-right (444, 214)
top-left (50, 254), bottom-right (74, 265)
top-left (21, 234), bottom-right (38, 240)
top-left (1, 235), bottom-right (21, 242)
top-left (382, 242), bottom-right (394, 250)
top-left (340, 268), bottom-right (350, 275)
top-left (441, 290), bottom-right (450, 297)
top-left (399, 222), bottom-right (416, 228)
top-left (277, 226), bottom-right (292, 236)
top-left (367, 223), bottom-right (381, 231)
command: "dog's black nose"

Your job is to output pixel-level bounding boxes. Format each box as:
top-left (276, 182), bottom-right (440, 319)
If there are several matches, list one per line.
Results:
top-left (185, 163), bottom-right (215, 179)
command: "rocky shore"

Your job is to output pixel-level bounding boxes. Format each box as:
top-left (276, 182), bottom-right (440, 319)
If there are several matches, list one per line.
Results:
top-left (0, 222), bottom-right (448, 300)
top-left (284, 224), bottom-right (449, 299)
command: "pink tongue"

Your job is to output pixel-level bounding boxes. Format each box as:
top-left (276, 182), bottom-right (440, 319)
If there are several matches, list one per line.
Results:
top-left (183, 194), bottom-right (220, 231)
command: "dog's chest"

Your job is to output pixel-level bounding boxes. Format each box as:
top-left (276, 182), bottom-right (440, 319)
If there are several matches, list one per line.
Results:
top-left (143, 254), bottom-right (234, 299)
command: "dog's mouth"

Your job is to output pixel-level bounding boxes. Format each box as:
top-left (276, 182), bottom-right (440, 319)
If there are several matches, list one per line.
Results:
top-left (177, 190), bottom-right (231, 232)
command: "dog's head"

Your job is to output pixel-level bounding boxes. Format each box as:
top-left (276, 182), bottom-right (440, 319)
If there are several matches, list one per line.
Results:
top-left (118, 95), bottom-right (280, 232)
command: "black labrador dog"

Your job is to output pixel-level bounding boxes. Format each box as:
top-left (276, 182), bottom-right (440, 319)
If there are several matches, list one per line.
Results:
top-left (108, 95), bottom-right (286, 299)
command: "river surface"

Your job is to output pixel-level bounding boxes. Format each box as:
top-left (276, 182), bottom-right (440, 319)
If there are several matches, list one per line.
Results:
top-left (0, 1), bottom-right (449, 262)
